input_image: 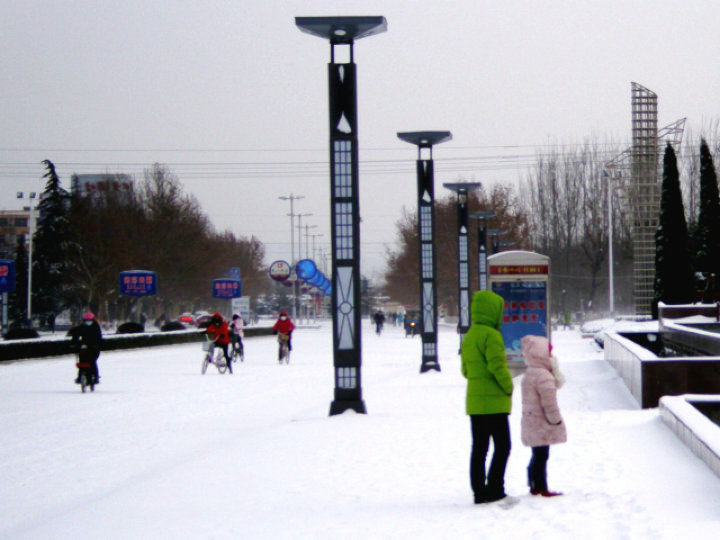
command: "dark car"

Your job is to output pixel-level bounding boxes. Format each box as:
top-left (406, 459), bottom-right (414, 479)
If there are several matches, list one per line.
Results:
top-left (404, 310), bottom-right (421, 337)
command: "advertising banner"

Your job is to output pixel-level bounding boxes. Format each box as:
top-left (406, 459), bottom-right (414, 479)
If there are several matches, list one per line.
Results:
top-left (212, 279), bottom-right (242, 299)
top-left (0, 260), bottom-right (16, 293)
top-left (487, 251), bottom-right (550, 365)
top-left (491, 280), bottom-right (547, 364)
top-left (119, 270), bottom-right (157, 297)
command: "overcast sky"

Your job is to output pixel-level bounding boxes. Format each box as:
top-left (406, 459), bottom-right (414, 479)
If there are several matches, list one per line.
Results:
top-left (2, 1), bottom-right (719, 277)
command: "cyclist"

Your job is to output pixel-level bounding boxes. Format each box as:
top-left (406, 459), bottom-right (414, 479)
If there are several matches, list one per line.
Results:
top-left (206, 312), bottom-right (232, 374)
top-left (229, 313), bottom-right (245, 361)
top-left (373, 309), bottom-right (386, 335)
top-left (272, 310), bottom-right (295, 353)
top-left (69, 311), bottom-right (103, 384)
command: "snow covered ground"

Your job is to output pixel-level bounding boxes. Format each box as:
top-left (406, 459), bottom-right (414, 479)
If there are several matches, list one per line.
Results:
top-left (1, 321), bottom-right (719, 539)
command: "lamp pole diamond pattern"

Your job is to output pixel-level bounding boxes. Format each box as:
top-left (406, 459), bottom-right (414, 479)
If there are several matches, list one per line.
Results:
top-left (398, 131), bottom-right (452, 373)
top-left (296, 15), bottom-right (387, 415)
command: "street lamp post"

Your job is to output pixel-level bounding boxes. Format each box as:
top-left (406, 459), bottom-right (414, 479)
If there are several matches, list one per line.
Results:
top-left (17, 192), bottom-right (37, 326)
top-left (488, 229), bottom-right (508, 254)
top-left (398, 131), bottom-right (452, 373)
top-left (444, 182), bottom-right (481, 342)
top-left (279, 193), bottom-right (305, 320)
top-left (470, 211), bottom-right (495, 291)
top-left (304, 224), bottom-right (318, 259)
top-left (296, 15), bottom-right (387, 415)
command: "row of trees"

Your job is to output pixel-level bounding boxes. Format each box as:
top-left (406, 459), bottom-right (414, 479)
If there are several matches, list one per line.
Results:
top-left (654, 140), bottom-right (720, 314)
top-left (382, 134), bottom-right (720, 320)
top-left (8, 162), bottom-right (267, 326)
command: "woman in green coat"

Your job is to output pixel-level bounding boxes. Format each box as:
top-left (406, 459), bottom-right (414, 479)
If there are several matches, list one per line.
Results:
top-left (461, 290), bottom-right (514, 504)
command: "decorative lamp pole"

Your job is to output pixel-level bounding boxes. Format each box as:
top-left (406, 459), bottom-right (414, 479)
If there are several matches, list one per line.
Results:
top-left (17, 192), bottom-right (37, 326)
top-left (470, 211), bottom-right (495, 290)
top-left (397, 131), bottom-right (452, 373)
top-left (296, 15), bottom-right (387, 415)
top-left (488, 229), bottom-right (508, 254)
top-left (444, 182), bottom-right (481, 341)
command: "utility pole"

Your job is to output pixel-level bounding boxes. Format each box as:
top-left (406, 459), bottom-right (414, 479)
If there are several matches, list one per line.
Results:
top-left (278, 193), bottom-right (305, 320)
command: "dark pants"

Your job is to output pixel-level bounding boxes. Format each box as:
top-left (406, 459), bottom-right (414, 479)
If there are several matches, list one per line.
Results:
top-left (470, 413), bottom-right (511, 501)
top-left (528, 445), bottom-right (550, 491)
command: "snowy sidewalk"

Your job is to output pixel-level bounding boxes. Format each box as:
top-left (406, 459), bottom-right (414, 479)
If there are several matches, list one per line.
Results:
top-left (0, 324), bottom-right (718, 539)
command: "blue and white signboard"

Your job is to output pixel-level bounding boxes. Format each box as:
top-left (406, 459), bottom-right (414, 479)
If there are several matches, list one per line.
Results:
top-left (488, 251), bottom-right (550, 365)
top-left (212, 279), bottom-right (242, 299)
top-left (119, 270), bottom-right (157, 297)
top-left (0, 259), bottom-right (16, 293)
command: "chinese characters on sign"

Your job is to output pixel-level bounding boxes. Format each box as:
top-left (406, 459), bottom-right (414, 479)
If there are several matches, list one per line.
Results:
top-left (119, 271), bottom-right (157, 297)
top-left (490, 265), bottom-right (549, 275)
top-left (212, 279), bottom-right (242, 299)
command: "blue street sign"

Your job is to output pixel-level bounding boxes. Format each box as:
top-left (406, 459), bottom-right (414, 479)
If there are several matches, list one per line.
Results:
top-left (0, 260), bottom-right (16, 293)
top-left (212, 278), bottom-right (242, 298)
top-left (119, 270), bottom-right (157, 297)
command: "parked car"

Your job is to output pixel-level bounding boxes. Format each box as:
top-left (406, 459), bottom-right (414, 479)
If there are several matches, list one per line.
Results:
top-left (194, 311), bottom-right (213, 328)
top-left (178, 312), bottom-right (196, 326)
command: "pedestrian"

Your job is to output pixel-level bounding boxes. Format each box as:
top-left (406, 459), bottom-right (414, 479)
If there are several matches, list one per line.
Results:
top-left (461, 290), bottom-right (514, 504)
top-left (520, 335), bottom-right (567, 497)
top-left (69, 312), bottom-right (103, 384)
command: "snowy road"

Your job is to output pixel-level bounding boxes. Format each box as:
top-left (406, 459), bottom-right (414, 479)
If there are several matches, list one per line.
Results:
top-left (1, 322), bottom-right (719, 539)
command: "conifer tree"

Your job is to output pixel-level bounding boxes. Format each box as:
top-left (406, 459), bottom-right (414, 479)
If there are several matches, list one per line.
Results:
top-left (653, 144), bottom-right (694, 317)
top-left (33, 160), bottom-right (71, 319)
top-left (694, 140), bottom-right (720, 291)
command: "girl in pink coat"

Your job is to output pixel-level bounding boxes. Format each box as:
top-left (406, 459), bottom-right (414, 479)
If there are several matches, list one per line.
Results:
top-left (521, 335), bottom-right (567, 497)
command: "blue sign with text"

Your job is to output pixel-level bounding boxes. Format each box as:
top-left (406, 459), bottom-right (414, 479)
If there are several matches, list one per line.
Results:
top-left (212, 279), bottom-right (242, 298)
top-left (119, 270), bottom-right (157, 297)
top-left (0, 259), bottom-right (16, 293)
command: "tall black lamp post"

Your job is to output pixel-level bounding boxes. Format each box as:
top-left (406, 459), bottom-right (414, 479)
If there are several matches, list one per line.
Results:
top-left (488, 229), bottom-right (508, 254)
top-left (397, 131), bottom-right (452, 373)
top-left (444, 182), bottom-right (481, 341)
top-left (470, 211), bottom-right (495, 290)
top-left (296, 16), bottom-right (387, 415)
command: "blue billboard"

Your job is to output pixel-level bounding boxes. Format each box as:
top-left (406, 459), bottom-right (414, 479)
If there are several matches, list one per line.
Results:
top-left (491, 280), bottom-right (548, 364)
top-left (0, 260), bottom-right (16, 293)
top-left (119, 270), bottom-right (157, 297)
top-left (212, 279), bottom-right (242, 299)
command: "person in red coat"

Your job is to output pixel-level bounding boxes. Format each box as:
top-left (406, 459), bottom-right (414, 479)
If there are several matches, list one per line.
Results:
top-left (206, 312), bottom-right (232, 373)
top-left (272, 310), bottom-right (295, 351)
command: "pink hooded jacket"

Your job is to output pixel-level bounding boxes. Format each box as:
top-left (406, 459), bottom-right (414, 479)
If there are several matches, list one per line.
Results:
top-left (520, 335), bottom-right (567, 447)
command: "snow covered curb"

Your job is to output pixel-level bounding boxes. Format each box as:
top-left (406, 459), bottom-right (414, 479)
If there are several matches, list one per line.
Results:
top-left (660, 394), bottom-right (720, 479)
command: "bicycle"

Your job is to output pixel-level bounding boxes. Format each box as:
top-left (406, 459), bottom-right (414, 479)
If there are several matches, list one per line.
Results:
top-left (75, 358), bottom-right (97, 393)
top-left (278, 332), bottom-right (290, 364)
top-left (230, 336), bottom-right (244, 363)
top-left (201, 338), bottom-right (228, 374)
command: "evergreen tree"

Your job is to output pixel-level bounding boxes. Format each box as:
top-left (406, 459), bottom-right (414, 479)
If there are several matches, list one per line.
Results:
top-left (9, 236), bottom-right (28, 326)
top-left (653, 144), bottom-right (694, 317)
top-left (33, 160), bottom-right (71, 319)
top-left (694, 140), bottom-right (720, 291)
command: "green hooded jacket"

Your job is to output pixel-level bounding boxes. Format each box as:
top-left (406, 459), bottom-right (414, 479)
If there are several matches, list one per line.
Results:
top-left (460, 290), bottom-right (514, 415)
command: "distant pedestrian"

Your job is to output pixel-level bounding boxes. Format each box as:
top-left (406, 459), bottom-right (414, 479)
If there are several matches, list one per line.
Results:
top-left (461, 290), bottom-right (514, 504)
top-left (520, 335), bottom-right (566, 497)
top-left (69, 312), bottom-right (103, 384)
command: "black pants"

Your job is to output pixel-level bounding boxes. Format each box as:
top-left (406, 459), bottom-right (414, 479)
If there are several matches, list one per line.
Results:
top-left (528, 445), bottom-right (550, 491)
top-left (470, 413), bottom-right (511, 500)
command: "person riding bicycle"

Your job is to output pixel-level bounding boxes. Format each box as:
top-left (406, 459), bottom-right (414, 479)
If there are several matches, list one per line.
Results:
top-left (373, 309), bottom-right (386, 335)
top-left (272, 310), bottom-right (295, 351)
top-left (229, 313), bottom-right (245, 359)
top-left (206, 312), bottom-right (232, 373)
top-left (69, 311), bottom-right (103, 384)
